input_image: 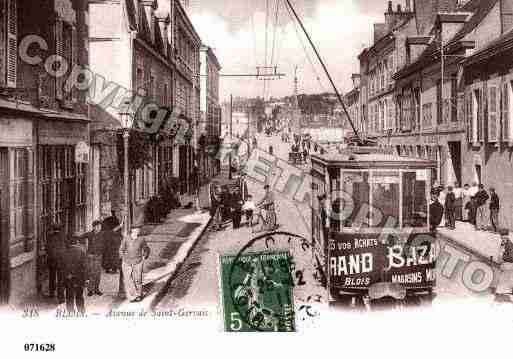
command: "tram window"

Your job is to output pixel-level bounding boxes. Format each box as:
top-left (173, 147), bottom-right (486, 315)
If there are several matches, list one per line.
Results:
top-left (370, 171), bottom-right (400, 227)
top-left (339, 171), bottom-right (370, 228)
top-left (402, 171), bottom-right (428, 228)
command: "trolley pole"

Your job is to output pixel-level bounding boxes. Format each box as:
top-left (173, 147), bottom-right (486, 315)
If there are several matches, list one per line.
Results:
top-left (229, 94), bottom-right (233, 180)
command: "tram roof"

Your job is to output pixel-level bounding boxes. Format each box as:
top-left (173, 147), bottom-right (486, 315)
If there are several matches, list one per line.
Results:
top-left (311, 148), bottom-right (437, 169)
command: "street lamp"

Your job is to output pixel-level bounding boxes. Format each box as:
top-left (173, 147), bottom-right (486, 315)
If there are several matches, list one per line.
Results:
top-left (118, 104), bottom-right (134, 298)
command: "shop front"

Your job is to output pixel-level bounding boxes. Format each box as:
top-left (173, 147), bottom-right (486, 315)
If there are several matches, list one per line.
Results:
top-left (36, 117), bottom-right (90, 295)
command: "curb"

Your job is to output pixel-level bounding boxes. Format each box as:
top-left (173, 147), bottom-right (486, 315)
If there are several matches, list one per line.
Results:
top-left (437, 230), bottom-right (501, 270)
top-left (114, 212), bottom-right (213, 312)
top-left (147, 213), bottom-right (213, 310)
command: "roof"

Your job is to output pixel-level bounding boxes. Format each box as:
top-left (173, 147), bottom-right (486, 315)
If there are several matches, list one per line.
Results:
top-left (0, 98), bottom-right (90, 122)
top-left (394, 0), bottom-right (499, 80)
top-left (311, 148), bottom-right (436, 168)
top-left (358, 13), bottom-right (414, 60)
top-left (464, 27), bottom-right (513, 65)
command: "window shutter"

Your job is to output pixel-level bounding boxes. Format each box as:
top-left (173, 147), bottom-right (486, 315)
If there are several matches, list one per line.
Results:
top-left (503, 83), bottom-right (510, 142)
top-left (55, 19), bottom-right (64, 100)
top-left (488, 86), bottom-right (498, 142)
top-left (467, 91), bottom-right (473, 143)
top-left (477, 89), bottom-right (483, 142)
top-left (6, 0), bottom-right (17, 88)
top-left (71, 26), bottom-right (78, 102)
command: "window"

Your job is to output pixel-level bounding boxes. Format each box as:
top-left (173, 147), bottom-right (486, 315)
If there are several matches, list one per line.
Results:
top-left (150, 75), bottom-right (155, 100)
top-left (502, 82), bottom-right (511, 141)
top-left (370, 171), bottom-right (400, 227)
top-left (5, 0), bottom-right (17, 88)
top-left (75, 163), bottom-right (87, 233)
top-left (473, 88), bottom-right (482, 142)
top-left (451, 77), bottom-right (458, 123)
top-left (437, 80), bottom-right (443, 125)
top-left (402, 171), bottom-right (428, 228)
top-left (422, 103), bottom-right (433, 127)
top-left (63, 22), bottom-right (73, 102)
top-left (488, 85), bottom-right (499, 142)
top-left (339, 171), bottom-right (370, 228)
top-left (136, 68), bottom-right (144, 93)
top-left (12, 148), bottom-right (34, 240)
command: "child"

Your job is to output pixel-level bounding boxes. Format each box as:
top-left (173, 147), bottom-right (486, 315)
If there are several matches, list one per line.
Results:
top-left (242, 195), bottom-right (256, 227)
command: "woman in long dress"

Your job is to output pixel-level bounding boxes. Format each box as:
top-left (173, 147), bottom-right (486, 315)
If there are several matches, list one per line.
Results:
top-left (119, 227), bottom-right (150, 302)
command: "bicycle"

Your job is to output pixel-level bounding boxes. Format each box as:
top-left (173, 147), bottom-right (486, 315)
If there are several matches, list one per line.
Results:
top-left (252, 203), bottom-right (278, 233)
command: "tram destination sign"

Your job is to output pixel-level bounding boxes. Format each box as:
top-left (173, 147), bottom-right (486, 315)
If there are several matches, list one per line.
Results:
top-left (328, 233), bottom-right (436, 290)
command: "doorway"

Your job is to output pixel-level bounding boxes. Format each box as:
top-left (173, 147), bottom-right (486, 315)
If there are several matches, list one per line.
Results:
top-left (475, 164), bottom-right (482, 184)
top-left (0, 149), bottom-right (10, 304)
top-left (448, 141), bottom-right (462, 185)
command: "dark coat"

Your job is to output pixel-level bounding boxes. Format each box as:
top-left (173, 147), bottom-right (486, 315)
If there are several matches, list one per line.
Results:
top-left (430, 200), bottom-right (444, 229)
top-left (84, 231), bottom-right (106, 256)
top-left (62, 244), bottom-right (87, 286)
top-left (490, 193), bottom-right (500, 210)
top-left (445, 192), bottom-right (456, 210)
top-left (46, 230), bottom-right (66, 263)
top-left (475, 189), bottom-right (489, 207)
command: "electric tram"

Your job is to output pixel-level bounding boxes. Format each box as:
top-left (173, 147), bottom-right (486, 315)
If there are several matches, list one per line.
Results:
top-left (311, 147), bottom-right (438, 309)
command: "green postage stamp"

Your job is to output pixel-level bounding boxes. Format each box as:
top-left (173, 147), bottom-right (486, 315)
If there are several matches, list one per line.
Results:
top-left (219, 250), bottom-right (296, 332)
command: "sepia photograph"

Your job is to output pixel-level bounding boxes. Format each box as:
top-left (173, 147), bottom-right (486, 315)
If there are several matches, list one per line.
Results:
top-left (1, 0), bottom-right (513, 356)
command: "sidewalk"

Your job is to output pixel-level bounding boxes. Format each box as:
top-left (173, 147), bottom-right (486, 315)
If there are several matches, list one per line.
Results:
top-left (438, 222), bottom-right (503, 266)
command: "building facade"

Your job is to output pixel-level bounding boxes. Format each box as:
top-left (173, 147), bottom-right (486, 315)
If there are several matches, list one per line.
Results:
top-left (199, 45), bottom-right (221, 180)
top-left (359, 0), bottom-right (513, 229)
top-left (0, 0), bottom-right (91, 305)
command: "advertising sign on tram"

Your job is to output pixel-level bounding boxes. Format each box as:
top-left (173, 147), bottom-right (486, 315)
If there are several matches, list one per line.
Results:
top-left (329, 233), bottom-right (436, 291)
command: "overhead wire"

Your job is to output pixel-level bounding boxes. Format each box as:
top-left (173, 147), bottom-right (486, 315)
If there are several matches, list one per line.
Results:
top-left (283, 0), bottom-right (327, 93)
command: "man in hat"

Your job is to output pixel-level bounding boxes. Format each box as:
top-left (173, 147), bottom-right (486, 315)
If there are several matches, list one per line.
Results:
top-left (495, 229), bottom-right (513, 302)
top-left (444, 186), bottom-right (456, 230)
top-left (46, 223), bottom-right (66, 302)
top-left (84, 220), bottom-right (106, 296)
top-left (257, 184), bottom-right (276, 230)
top-left (62, 236), bottom-right (87, 313)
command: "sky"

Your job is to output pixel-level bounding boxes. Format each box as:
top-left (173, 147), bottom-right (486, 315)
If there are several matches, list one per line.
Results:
top-left (184, 0), bottom-right (396, 102)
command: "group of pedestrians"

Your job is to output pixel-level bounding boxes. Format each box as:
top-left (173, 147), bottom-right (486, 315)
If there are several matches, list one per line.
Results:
top-left (210, 184), bottom-right (247, 231)
top-left (430, 182), bottom-right (502, 233)
top-left (46, 211), bottom-right (151, 313)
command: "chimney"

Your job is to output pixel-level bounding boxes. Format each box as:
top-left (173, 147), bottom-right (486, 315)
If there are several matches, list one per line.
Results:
top-left (141, 0), bottom-right (157, 44)
top-left (414, 0), bottom-right (458, 35)
top-left (374, 23), bottom-right (387, 43)
top-left (156, 11), bottom-right (170, 56)
top-left (405, 0), bottom-right (412, 12)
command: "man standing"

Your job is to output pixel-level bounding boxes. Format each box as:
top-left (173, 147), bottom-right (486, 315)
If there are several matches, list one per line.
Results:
top-left (429, 193), bottom-right (444, 234)
top-left (474, 184), bottom-right (489, 231)
top-left (46, 223), bottom-right (66, 302)
top-left (85, 220), bottom-right (105, 296)
top-left (495, 229), bottom-right (513, 303)
top-left (468, 182), bottom-right (479, 225)
top-left (444, 186), bottom-right (456, 230)
top-left (102, 211), bottom-right (122, 274)
top-left (453, 183), bottom-right (463, 222)
top-left (62, 237), bottom-right (87, 314)
top-left (489, 187), bottom-right (500, 233)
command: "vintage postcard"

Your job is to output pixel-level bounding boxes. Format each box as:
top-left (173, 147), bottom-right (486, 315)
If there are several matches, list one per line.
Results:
top-left (1, 0), bottom-right (513, 356)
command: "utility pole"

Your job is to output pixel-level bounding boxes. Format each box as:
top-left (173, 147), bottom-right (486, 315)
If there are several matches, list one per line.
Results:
top-left (229, 94), bottom-right (233, 180)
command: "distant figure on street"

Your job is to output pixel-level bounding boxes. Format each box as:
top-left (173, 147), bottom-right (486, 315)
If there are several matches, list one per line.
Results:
top-left (62, 236), bottom-right (87, 314)
top-left (119, 227), bottom-right (150, 302)
top-left (453, 183), bottom-right (463, 221)
top-left (495, 229), bottom-right (513, 303)
top-left (489, 187), bottom-right (500, 233)
top-left (84, 220), bottom-right (105, 297)
top-left (444, 186), bottom-right (456, 230)
top-left (242, 195), bottom-right (256, 227)
top-left (462, 184), bottom-right (471, 222)
top-left (474, 184), bottom-right (489, 231)
top-left (269, 145), bottom-right (273, 156)
top-left (46, 223), bottom-right (66, 303)
top-left (303, 147), bottom-right (308, 164)
top-left (210, 184), bottom-right (223, 231)
top-left (231, 188), bottom-right (244, 229)
top-left (429, 193), bottom-right (444, 233)
top-left (468, 182), bottom-right (479, 225)
top-left (102, 210), bottom-right (122, 274)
